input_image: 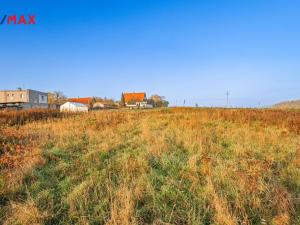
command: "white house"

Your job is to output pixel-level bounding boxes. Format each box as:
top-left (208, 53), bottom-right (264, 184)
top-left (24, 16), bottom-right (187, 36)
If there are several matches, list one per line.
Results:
top-left (60, 102), bottom-right (88, 113)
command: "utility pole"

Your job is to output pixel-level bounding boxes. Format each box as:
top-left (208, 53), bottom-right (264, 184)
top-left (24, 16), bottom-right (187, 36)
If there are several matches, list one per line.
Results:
top-left (226, 90), bottom-right (230, 108)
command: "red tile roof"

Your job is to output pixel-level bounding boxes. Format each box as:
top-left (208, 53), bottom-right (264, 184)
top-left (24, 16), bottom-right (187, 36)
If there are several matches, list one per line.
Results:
top-left (122, 92), bottom-right (146, 103)
top-left (68, 97), bottom-right (93, 105)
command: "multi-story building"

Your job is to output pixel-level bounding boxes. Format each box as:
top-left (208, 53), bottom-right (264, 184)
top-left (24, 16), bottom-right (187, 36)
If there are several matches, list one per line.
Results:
top-left (0, 89), bottom-right (48, 109)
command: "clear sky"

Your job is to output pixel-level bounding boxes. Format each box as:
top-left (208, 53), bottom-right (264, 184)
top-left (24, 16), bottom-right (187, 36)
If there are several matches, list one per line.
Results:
top-left (1, 0), bottom-right (300, 107)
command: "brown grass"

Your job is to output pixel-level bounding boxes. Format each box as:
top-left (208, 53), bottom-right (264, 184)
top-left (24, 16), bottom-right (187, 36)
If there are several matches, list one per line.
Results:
top-left (0, 108), bottom-right (299, 224)
top-left (0, 109), bottom-right (66, 126)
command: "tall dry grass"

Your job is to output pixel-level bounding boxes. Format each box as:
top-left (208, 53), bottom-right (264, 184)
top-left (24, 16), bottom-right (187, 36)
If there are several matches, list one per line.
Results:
top-left (0, 108), bottom-right (299, 224)
top-left (0, 109), bottom-right (67, 126)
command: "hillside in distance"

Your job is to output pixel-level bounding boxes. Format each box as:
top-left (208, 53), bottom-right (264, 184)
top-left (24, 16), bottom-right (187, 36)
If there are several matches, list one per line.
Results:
top-left (273, 99), bottom-right (300, 109)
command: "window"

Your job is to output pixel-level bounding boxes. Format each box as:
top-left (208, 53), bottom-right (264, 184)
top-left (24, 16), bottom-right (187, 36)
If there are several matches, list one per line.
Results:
top-left (41, 96), bottom-right (44, 101)
top-left (7, 94), bottom-right (9, 97)
top-left (20, 94), bottom-right (24, 98)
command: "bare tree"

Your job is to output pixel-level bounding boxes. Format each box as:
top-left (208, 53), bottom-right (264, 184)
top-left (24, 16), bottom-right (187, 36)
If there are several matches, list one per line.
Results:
top-left (150, 95), bottom-right (169, 108)
top-left (48, 91), bottom-right (67, 105)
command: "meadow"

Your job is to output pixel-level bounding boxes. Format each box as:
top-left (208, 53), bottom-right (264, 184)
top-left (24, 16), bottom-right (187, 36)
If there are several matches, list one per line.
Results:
top-left (0, 108), bottom-right (299, 225)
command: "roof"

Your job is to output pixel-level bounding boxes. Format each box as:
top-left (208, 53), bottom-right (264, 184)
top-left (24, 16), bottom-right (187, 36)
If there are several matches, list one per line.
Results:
top-left (122, 92), bottom-right (146, 103)
top-left (68, 97), bottom-right (93, 105)
top-left (0, 89), bottom-right (47, 94)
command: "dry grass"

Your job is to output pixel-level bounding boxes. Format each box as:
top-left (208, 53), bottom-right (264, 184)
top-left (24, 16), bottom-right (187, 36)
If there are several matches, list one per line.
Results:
top-left (0, 109), bottom-right (67, 126)
top-left (0, 108), bottom-right (299, 224)
top-left (3, 200), bottom-right (45, 225)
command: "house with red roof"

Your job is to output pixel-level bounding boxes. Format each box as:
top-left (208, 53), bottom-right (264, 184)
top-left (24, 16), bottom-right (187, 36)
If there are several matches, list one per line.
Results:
top-left (67, 97), bottom-right (95, 108)
top-left (121, 92), bottom-right (153, 109)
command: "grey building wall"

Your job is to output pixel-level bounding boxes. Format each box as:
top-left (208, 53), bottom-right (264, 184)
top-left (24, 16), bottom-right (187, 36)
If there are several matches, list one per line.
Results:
top-left (28, 89), bottom-right (48, 106)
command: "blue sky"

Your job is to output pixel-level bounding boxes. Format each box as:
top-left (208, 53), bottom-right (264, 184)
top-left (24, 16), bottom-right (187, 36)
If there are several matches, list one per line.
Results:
top-left (0, 0), bottom-right (300, 107)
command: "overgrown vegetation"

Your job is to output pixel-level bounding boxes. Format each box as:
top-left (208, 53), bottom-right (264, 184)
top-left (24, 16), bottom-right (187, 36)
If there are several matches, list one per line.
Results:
top-left (0, 108), bottom-right (299, 224)
top-left (0, 109), bottom-right (64, 126)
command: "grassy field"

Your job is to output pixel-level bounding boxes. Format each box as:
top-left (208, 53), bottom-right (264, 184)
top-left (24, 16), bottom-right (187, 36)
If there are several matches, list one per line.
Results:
top-left (0, 108), bottom-right (299, 225)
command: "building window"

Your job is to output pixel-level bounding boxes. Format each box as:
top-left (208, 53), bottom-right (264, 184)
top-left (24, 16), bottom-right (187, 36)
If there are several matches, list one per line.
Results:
top-left (7, 94), bottom-right (9, 97)
top-left (20, 94), bottom-right (24, 98)
top-left (41, 96), bottom-right (44, 101)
